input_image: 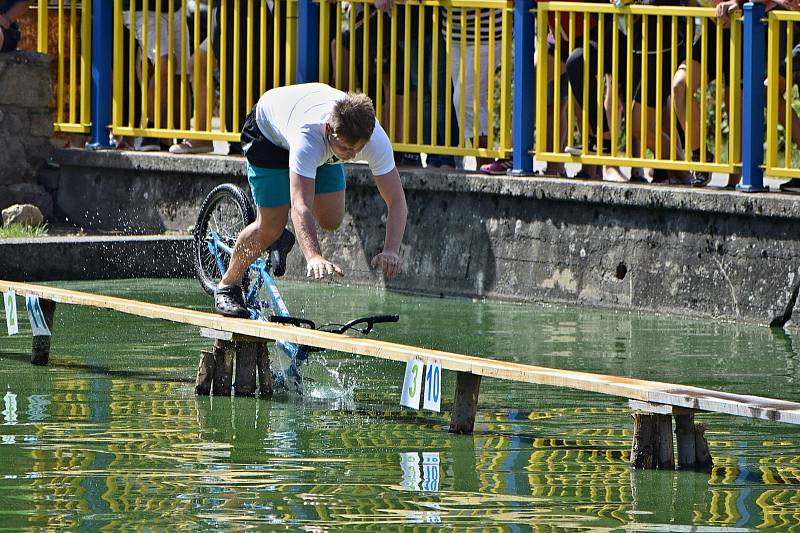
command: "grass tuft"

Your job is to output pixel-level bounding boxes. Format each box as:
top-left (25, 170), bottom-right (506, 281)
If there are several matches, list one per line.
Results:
top-left (0, 223), bottom-right (49, 239)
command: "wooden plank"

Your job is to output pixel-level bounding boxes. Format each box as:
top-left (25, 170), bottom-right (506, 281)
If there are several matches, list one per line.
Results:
top-left (629, 400), bottom-right (701, 416)
top-left (199, 328), bottom-right (263, 343)
top-left (3, 280), bottom-right (800, 425)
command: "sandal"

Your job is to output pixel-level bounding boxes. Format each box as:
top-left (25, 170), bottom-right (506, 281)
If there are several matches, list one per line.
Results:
top-left (214, 285), bottom-right (250, 318)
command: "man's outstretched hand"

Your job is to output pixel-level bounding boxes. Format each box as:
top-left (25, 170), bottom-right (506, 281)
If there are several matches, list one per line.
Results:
top-left (306, 256), bottom-right (344, 279)
top-left (371, 251), bottom-right (402, 279)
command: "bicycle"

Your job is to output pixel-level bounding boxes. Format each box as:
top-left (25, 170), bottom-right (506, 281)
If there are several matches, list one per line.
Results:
top-left (192, 183), bottom-right (399, 392)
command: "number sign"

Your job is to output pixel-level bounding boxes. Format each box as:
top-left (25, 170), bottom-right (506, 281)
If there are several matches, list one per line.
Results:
top-left (25, 295), bottom-right (51, 337)
top-left (400, 359), bottom-right (424, 409)
top-left (422, 361), bottom-right (442, 412)
top-left (3, 291), bottom-right (18, 336)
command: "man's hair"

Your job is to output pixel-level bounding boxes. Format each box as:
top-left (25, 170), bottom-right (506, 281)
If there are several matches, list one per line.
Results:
top-left (330, 93), bottom-right (376, 142)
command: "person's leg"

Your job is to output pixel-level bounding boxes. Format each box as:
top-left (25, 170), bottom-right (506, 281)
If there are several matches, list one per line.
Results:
top-left (221, 205), bottom-right (290, 287)
top-left (312, 164), bottom-right (347, 230)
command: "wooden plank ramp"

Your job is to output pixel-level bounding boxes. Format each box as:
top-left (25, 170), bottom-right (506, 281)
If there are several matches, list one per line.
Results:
top-left (2, 280), bottom-right (799, 425)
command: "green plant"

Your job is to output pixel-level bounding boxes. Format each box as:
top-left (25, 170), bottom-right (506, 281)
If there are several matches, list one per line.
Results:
top-left (0, 223), bottom-right (49, 239)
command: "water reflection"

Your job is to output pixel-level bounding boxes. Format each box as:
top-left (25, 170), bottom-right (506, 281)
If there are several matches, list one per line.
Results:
top-left (0, 280), bottom-right (799, 529)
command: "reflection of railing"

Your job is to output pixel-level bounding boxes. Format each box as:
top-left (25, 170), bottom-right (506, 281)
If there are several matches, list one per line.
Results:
top-left (36, 0), bottom-right (92, 133)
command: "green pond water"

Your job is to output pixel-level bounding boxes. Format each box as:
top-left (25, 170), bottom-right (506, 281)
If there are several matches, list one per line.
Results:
top-left (1, 279), bottom-right (799, 531)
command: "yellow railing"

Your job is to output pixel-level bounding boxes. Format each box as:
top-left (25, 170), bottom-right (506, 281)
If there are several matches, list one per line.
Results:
top-left (535, 2), bottom-right (741, 176)
top-left (111, 0), bottom-right (297, 143)
top-left (37, 0), bottom-right (92, 134)
top-left (321, 0), bottom-right (513, 159)
top-left (765, 10), bottom-right (800, 181)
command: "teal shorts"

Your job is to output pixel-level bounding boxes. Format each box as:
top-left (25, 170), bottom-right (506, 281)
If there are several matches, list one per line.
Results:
top-left (247, 163), bottom-right (346, 208)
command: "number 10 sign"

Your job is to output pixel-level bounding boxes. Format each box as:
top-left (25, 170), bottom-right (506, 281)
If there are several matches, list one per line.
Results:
top-left (400, 359), bottom-right (442, 412)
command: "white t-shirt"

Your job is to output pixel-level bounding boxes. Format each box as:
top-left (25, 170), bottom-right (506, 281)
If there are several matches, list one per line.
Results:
top-left (254, 83), bottom-right (395, 179)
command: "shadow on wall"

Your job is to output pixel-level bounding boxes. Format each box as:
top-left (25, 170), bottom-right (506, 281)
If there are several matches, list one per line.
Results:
top-left (348, 186), bottom-right (498, 298)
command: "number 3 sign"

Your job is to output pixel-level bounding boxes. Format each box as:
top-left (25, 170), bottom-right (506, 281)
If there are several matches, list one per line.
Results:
top-left (400, 359), bottom-right (442, 412)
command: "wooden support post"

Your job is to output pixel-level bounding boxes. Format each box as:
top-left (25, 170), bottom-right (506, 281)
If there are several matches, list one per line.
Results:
top-left (694, 423), bottom-right (713, 471)
top-left (674, 413), bottom-right (713, 470)
top-left (630, 413), bottom-right (674, 469)
top-left (212, 339), bottom-right (234, 396)
top-left (195, 349), bottom-right (216, 395)
top-left (255, 344), bottom-right (273, 399)
top-left (234, 342), bottom-right (259, 397)
top-left (674, 413), bottom-right (697, 469)
top-left (449, 371), bottom-right (481, 434)
top-left (656, 413), bottom-right (675, 470)
top-left (31, 299), bottom-right (56, 366)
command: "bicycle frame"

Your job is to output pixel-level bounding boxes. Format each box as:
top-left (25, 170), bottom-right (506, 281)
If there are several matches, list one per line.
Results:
top-left (207, 229), bottom-right (309, 390)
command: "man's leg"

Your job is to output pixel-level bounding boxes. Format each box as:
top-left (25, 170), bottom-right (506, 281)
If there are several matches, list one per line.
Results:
top-left (220, 205), bottom-right (290, 287)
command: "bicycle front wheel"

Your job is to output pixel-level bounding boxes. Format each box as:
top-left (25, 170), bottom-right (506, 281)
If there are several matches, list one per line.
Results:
top-left (193, 183), bottom-right (256, 296)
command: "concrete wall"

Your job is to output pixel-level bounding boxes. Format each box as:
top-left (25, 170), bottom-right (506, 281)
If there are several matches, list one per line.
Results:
top-left (0, 51), bottom-right (53, 216)
top-left (51, 149), bottom-right (800, 327)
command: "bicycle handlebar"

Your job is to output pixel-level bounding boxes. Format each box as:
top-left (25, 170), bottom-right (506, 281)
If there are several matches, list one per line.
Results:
top-left (267, 314), bottom-right (399, 335)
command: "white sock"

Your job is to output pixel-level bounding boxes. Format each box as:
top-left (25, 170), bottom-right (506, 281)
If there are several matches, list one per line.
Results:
top-left (217, 282), bottom-right (239, 290)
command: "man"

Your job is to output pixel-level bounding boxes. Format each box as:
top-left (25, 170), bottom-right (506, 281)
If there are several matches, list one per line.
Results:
top-left (0, 0), bottom-right (29, 53)
top-left (215, 83), bottom-right (408, 318)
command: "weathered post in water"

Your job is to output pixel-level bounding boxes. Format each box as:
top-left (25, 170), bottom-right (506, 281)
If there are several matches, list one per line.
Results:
top-left (629, 401), bottom-right (713, 470)
top-left (449, 372), bottom-right (482, 434)
top-left (197, 330), bottom-right (272, 399)
top-left (31, 299), bottom-right (56, 366)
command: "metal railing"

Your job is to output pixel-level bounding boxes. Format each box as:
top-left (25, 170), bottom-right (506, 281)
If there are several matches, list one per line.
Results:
top-left (37, 0), bottom-right (92, 134)
top-left (534, 2), bottom-right (741, 176)
top-left (111, 0), bottom-right (297, 143)
top-left (765, 9), bottom-right (800, 181)
top-left (321, 0), bottom-right (513, 159)
top-left (29, 0), bottom-right (799, 191)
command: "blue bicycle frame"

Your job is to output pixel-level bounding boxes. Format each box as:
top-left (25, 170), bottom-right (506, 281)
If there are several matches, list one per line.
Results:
top-left (208, 229), bottom-right (310, 390)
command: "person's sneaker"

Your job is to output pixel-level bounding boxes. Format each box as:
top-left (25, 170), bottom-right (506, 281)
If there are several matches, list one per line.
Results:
top-left (426, 154), bottom-right (456, 169)
top-left (691, 170), bottom-right (712, 187)
top-left (267, 228), bottom-right (296, 277)
top-left (565, 138), bottom-right (612, 156)
top-left (215, 285), bottom-right (250, 318)
top-left (394, 152), bottom-right (422, 167)
top-left (479, 159), bottom-right (512, 175)
top-left (135, 136), bottom-right (163, 151)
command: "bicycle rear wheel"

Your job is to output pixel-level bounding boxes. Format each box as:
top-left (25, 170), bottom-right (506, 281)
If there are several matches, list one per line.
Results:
top-left (193, 183), bottom-right (256, 296)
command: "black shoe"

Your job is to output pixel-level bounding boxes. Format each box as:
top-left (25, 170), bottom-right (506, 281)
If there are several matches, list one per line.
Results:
top-left (692, 170), bottom-right (712, 187)
top-left (267, 228), bottom-right (295, 277)
top-left (426, 154), bottom-right (456, 169)
top-left (215, 285), bottom-right (249, 318)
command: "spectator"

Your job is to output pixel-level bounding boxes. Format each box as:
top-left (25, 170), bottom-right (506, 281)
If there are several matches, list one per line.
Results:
top-left (169, 0), bottom-right (215, 155)
top-left (672, 0), bottom-right (740, 188)
top-left (212, 0), bottom-right (287, 155)
top-left (629, 0), bottom-right (692, 184)
top-left (332, 1), bottom-right (458, 168)
top-left (0, 0), bottom-right (29, 53)
top-left (762, 0), bottom-right (800, 192)
top-left (564, 5), bottom-right (644, 182)
top-left (123, 0), bottom-right (191, 151)
top-left (443, 6), bottom-right (503, 170)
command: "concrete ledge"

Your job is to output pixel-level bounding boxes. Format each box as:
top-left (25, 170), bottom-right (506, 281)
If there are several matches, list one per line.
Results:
top-left (0, 235), bottom-right (193, 281)
top-left (41, 149), bottom-right (800, 327)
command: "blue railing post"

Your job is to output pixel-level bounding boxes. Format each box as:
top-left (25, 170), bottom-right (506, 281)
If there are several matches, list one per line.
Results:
top-left (510, 0), bottom-right (535, 176)
top-left (738, 2), bottom-right (768, 192)
top-left (297, 0), bottom-right (320, 83)
top-left (86, 0), bottom-right (113, 150)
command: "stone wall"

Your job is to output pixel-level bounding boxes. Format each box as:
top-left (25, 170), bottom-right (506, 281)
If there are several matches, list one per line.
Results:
top-left (0, 51), bottom-right (53, 216)
top-left (52, 149), bottom-right (800, 328)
